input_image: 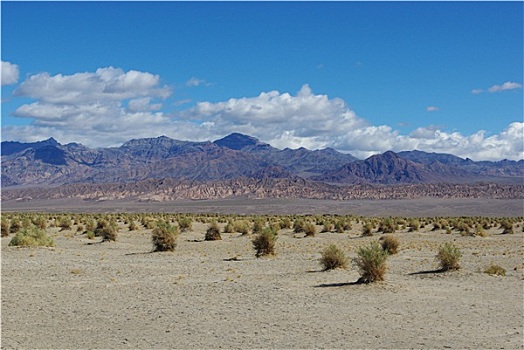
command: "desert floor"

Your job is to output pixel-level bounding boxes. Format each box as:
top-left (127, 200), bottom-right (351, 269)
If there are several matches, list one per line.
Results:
top-left (2, 216), bottom-right (523, 349)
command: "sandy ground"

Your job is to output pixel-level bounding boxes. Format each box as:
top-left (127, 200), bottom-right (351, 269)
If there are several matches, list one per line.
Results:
top-left (2, 220), bottom-right (523, 349)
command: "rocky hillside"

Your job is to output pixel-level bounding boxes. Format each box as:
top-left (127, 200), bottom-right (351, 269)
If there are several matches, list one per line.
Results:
top-left (1, 133), bottom-right (522, 202)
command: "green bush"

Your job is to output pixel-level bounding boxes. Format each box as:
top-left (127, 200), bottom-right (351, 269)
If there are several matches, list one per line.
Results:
top-left (354, 241), bottom-right (388, 283)
top-left (9, 227), bottom-right (55, 247)
top-left (320, 244), bottom-right (348, 270)
top-left (437, 242), bottom-right (462, 271)
top-left (151, 221), bottom-right (179, 252)
top-left (252, 227), bottom-right (277, 257)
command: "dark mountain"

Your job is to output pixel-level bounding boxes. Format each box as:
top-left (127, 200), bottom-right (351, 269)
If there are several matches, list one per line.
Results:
top-left (1, 134), bottom-right (522, 192)
top-left (214, 133), bottom-right (267, 151)
top-left (1, 137), bottom-right (60, 156)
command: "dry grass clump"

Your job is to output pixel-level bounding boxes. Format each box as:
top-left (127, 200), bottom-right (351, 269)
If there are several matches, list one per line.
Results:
top-left (483, 264), bottom-right (506, 276)
top-left (233, 220), bottom-right (250, 235)
top-left (252, 227), bottom-right (277, 258)
top-left (151, 221), bottom-right (179, 252)
top-left (354, 241), bottom-right (388, 283)
top-left (95, 219), bottom-right (118, 242)
top-left (178, 216), bottom-right (193, 232)
top-left (361, 222), bottom-right (373, 237)
top-left (378, 218), bottom-right (396, 234)
top-left (9, 227), bottom-right (55, 248)
top-left (304, 222), bottom-right (317, 237)
top-left (205, 221), bottom-right (222, 241)
top-left (500, 220), bottom-right (514, 234)
top-left (437, 242), bottom-right (462, 271)
top-left (320, 244), bottom-right (348, 270)
top-left (1, 219), bottom-right (10, 237)
top-left (379, 235), bottom-right (400, 255)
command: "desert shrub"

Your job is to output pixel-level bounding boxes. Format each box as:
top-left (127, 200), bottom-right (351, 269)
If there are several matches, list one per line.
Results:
top-left (21, 217), bottom-right (33, 229)
top-left (178, 217), bottom-right (193, 232)
top-left (58, 217), bottom-right (72, 230)
top-left (85, 218), bottom-right (96, 232)
top-left (354, 241), bottom-right (388, 283)
top-left (408, 219), bottom-right (420, 232)
top-left (500, 220), bottom-right (514, 234)
top-left (86, 231), bottom-right (95, 240)
top-left (320, 244), bottom-right (348, 270)
top-left (321, 221), bottom-right (334, 233)
top-left (151, 221), bottom-right (179, 252)
top-left (9, 227), bottom-right (55, 247)
top-left (474, 224), bottom-right (487, 237)
top-left (304, 222), bottom-right (317, 237)
top-left (252, 227), bottom-right (277, 257)
top-left (233, 220), bottom-right (250, 235)
top-left (223, 221), bottom-right (234, 233)
top-left (1, 219), bottom-right (10, 237)
top-left (453, 221), bottom-right (470, 235)
top-left (279, 217), bottom-right (292, 229)
top-left (252, 219), bottom-right (265, 235)
top-left (293, 219), bottom-right (306, 233)
top-left (144, 219), bottom-right (157, 230)
top-left (437, 242), bottom-right (462, 271)
top-left (128, 221), bottom-right (139, 231)
top-left (95, 219), bottom-right (118, 242)
top-left (361, 223), bottom-right (373, 237)
top-left (378, 218), bottom-right (396, 234)
top-left (205, 221), bottom-right (222, 241)
top-left (33, 216), bottom-right (48, 230)
top-left (483, 264), bottom-right (506, 276)
top-left (380, 235), bottom-right (400, 255)
top-left (10, 218), bottom-right (22, 234)
top-left (432, 222), bottom-right (442, 231)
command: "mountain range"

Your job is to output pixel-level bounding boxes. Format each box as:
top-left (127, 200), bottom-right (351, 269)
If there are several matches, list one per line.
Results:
top-left (2, 133), bottom-right (523, 201)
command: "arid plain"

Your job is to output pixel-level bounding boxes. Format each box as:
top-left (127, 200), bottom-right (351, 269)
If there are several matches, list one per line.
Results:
top-left (2, 198), bottom-right (523, 349)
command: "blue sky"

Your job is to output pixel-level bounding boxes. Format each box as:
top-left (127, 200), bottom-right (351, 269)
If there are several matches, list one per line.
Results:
top-left (1, 1), bottom-right (523, 160)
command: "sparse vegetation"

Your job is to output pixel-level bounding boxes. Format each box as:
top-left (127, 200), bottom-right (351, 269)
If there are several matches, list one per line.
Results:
top-left (303, 222), bottom-right (317, 237)
top-left (151, 221), bottom-right (179, 252)
top-left (354, 241), bottom-right (388, 283)
top-left (252, 227), bottom-right (277, 257)
top-left (483, 264), bottom-right (506, 276)
top-left (9, 227), bottom-right (55, 247)
top-left (320, 244), bottom-right (348, 270)
top-left (178, 216), bottom-right (193, 232)
top-left (380, 235), bottom-right (400, 255)
top-left (437, 242), bottom-right (462, 271)
top-left (205, 221), bottom-right (222, 241)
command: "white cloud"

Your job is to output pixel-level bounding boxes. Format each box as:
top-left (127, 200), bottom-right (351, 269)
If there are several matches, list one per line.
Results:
top-left (487, 81), bottom-right (522, 93)
top-left (185, 77), bottom-right (210, 87)
top-left (471, 88), bottom-right (484, 95)
top-left (3, 73), bottom-right (523, 161)
top-left (1, 61), bottom-right (19, 86)
top-left (426, 106), bottom-right (439, 112)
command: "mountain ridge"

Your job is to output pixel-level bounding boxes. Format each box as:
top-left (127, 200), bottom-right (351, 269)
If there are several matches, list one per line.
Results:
top-left (2, 134), bottom-right (522, 201)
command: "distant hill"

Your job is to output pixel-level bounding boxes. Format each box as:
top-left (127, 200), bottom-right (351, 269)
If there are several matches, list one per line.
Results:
top-left (2, 133), bottom-right (522, 200)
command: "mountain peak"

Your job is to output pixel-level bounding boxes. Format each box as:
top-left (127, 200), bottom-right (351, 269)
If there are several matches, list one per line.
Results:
top-left (214, 133), bottom-right (263, 150)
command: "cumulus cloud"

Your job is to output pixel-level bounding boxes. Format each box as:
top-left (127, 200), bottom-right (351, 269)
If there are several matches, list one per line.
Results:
top-left (1, 61), bottom-right (19, 86)
top-left (3, 74), bottom-right (523, 161)
top-left (487, 81), bottom-right (522, 93)
top-left (426, 106), bottom-right (439, 112)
